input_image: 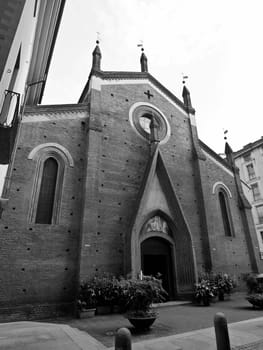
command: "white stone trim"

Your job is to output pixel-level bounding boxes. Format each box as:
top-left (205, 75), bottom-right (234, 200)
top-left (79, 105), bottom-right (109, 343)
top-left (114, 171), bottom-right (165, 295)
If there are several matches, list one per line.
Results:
top-left (190, 114), bottom-right (196, 126)
top-left (212, 182), bottom-right (233, 198)
top-left (128, 102), bottom-right (171, 145)
top-left (28, 143), bottom-right (74, 167)
top-left (23, 111), bottom-right (87, 123)
top-left (90, 76), bottom-right (102, 91)
top-left (203, 150), bottom-right (234, 177)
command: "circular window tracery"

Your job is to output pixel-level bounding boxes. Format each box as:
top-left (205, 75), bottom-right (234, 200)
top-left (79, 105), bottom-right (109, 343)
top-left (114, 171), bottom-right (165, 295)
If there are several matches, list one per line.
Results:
top-left (129, 103), bottom-right (170, 143)
top-left (139, 115), bottom-right (151, 134)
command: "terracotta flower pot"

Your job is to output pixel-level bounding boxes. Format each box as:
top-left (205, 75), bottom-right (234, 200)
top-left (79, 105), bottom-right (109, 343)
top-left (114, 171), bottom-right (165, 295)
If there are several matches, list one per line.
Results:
top-left (79, 308), bottom-right (96, 318)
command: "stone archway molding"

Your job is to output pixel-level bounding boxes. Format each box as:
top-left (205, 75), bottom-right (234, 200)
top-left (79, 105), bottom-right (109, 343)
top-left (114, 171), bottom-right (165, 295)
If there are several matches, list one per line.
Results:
top-left (127, 146), bottom-right (198, 293)
top-left (28, 143), bottom-right (74, 167)
top-left (212, 181), bottom-right (232, 198)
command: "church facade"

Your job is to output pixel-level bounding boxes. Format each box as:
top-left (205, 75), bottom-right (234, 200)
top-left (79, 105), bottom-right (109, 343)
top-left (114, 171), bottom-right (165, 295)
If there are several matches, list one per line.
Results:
top-left (0, 43), bottom-right (262, 320)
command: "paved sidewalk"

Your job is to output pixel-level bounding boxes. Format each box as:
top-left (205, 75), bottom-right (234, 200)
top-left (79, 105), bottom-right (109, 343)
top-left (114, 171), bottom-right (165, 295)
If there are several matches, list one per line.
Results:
top-left (55, 293), bottom-right (263, 347)
top-left (0, 316), bottom-right (263, 349)
top-left (0, 293), bottom-right (263, 349)
top-left (0, 321), bottom-right (105, 349)
top-left (119, 317), bottom-right (263, 350)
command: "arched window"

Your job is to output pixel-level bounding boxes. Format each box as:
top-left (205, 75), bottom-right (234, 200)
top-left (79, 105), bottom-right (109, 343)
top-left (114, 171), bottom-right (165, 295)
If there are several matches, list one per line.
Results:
top-left (218, 190), bottom-right (233, 237)
top-left (35, 157), bottom-right (58, 224)
top-left (28, 143), bottom-right (74, 225)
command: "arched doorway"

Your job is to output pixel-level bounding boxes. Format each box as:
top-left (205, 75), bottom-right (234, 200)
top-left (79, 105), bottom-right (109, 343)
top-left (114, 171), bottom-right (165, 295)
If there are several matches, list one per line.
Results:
top-left (141, 236), bottom-right (175, 298)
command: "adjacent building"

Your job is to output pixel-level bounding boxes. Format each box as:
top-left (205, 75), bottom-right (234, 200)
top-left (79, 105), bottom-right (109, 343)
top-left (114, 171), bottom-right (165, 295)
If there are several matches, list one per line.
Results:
top-left (0, 0), bottom-right (65, 178)
top-left (234, 137), bottom-right (263, 260)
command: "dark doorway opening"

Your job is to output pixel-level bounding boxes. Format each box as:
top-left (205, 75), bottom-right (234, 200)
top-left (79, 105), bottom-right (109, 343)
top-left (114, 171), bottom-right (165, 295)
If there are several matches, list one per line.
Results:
top-left (141, 237), bottom-right (175, 299)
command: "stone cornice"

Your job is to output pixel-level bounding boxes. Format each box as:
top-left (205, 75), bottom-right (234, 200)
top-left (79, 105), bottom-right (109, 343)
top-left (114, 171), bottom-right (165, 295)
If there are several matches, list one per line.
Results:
top-left (234, 137), bottom-right (263, 158)
top-left (24, 103), bottom-right (89, 114)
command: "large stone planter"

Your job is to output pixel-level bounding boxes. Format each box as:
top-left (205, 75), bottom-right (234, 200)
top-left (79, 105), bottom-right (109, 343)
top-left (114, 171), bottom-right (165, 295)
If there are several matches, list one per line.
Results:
top-left (126, 311), bottom-right (157, 330)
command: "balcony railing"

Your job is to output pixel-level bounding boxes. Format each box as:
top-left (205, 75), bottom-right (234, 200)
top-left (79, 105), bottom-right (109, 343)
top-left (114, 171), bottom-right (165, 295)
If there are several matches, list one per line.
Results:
top-left (0, 90), bottom-right (20, 164)
top-left (0, 90), bottom-right (20, 126)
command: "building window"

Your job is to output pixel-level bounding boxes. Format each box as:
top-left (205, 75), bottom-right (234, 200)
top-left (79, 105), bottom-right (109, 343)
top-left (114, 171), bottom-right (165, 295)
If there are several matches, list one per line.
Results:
top-left (247, 163), bottom-right (256, 180)
top-left (243, 152), bottom-right (251, 162)
top-left (251, 183), bottom-right (261, 201)
top-left (218, 190), bottom-right (233, 237)
top-left (260, 231), bottom-right (263, 244)
top-left (28, 143), bottom-right (74, 225)
top-left (256, 205), bottom-right (263, 224)
top-left (35, 157), bottom-right (58, 224)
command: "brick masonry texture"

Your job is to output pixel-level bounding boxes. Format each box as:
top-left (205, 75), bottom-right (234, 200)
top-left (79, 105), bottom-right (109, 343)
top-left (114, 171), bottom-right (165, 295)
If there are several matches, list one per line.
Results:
top-left (0, 80), bottom-right (262, 321)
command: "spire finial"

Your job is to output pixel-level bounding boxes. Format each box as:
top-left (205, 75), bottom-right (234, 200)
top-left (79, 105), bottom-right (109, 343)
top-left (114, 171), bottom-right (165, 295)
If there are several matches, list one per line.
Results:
top-left (182, 75), bottom-right (195, 113)
top-left (182, 73), bottom-right (189, 85)
top-left (223, 129), bottom-right (228, 141)
top-left (92, 34), bottom-right (102, 71)
top-left (138, 41), bottom-right (148, 72)
top-left (96, 31), bottom-right (100, 44)
top-left (223, 130), bottom-right (234, 164)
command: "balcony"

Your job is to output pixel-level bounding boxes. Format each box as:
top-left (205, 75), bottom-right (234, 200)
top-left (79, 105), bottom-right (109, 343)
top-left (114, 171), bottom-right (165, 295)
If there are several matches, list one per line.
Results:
top-left (0, 90), bottom-right (20, 164)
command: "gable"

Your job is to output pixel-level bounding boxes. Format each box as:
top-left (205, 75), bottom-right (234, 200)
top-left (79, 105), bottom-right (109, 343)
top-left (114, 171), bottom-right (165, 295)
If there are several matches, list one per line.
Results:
top-left (80, 71), bottom-right (188, 117)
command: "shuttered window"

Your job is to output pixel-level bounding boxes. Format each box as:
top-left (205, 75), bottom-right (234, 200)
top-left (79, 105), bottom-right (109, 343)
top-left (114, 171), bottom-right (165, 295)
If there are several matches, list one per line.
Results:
top-left (219, 191), bottom-right (232, 237)
top-left (35, 157), bottom-right (58, 224)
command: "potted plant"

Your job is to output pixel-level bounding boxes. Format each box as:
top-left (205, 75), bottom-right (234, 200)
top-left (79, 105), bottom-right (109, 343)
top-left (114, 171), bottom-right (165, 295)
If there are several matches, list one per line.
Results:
top-left (214, 273), bottom-right (235, 301)
top-left (111, 276), bottom-right (124, 313)
top-left (194, 278), bottom-right (216, 306)
top-left (92, 275), bottom-right (116, 315)
top-left (246, 293), bottom-right (263, 309)
top-left (244, 273), bottom-right (263, 294)
top-left (77, 281), bottom-right (97, 318)
top-left (122, 275), bottom-right (167, 330)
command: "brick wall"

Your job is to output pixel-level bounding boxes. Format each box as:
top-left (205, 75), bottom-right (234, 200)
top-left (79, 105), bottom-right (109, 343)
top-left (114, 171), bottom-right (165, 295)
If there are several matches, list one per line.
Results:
top-left (0, 104), bottom-right (87, 321)
top-left (79, 82), bottom-right (205, 279)
top-left (0, 80), bottom-right (260, 320)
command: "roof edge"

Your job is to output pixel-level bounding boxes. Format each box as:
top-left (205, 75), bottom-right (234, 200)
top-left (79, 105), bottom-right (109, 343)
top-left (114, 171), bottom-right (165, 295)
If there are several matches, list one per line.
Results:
top-left (234, 137), bottom-right (263, 158)
top-left (79, 69), bottom-right (188, 112)
top-left (24, 103), bottom-right (89, 114)
top-left (199, 139), bottom-right (233, 172)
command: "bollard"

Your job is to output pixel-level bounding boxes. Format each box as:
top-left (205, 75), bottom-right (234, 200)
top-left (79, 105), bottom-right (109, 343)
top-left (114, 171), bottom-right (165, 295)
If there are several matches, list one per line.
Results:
top-left (115, 327), bottom-right (132, 350)
top-left (214, 312), bottom-right (231, 350)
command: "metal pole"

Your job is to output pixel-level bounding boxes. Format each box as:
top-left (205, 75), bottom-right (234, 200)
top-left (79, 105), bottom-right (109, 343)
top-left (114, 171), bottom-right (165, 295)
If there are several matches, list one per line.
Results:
top-left (214, 312), bottom-right (231, 350)
top-left (115, 328), bottom-right (132, 350)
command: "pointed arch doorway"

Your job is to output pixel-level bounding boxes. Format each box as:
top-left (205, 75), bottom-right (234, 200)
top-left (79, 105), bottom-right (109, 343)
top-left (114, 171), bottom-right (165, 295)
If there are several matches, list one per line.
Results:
top-left (140, 216), bottom-right (176, 298)
top-left (141, 237), bottom-right (175, 298)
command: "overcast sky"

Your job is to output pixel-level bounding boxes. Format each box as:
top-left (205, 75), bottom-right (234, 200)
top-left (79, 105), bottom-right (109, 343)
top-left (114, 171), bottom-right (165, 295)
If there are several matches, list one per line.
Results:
top-left (1, 0), bottom-right (263, 193)
top-left (43, 0), bottom-right (263, 154)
